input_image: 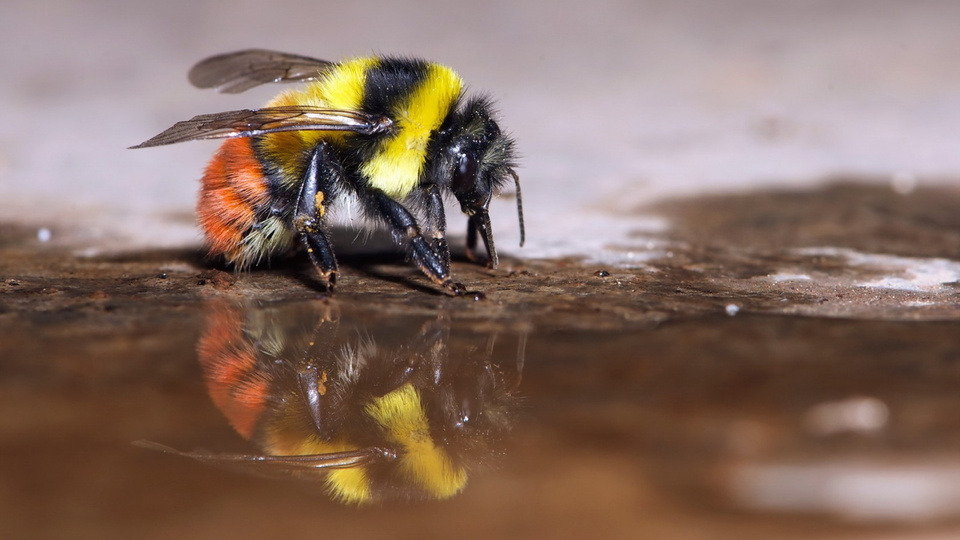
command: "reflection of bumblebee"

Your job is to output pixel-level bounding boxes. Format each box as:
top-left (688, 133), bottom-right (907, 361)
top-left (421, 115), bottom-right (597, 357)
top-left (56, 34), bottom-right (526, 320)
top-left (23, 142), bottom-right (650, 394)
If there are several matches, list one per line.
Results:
top-left (132, 50), bottom-right (524, 295)
top-left (144, 301), bottom-right (522, 503)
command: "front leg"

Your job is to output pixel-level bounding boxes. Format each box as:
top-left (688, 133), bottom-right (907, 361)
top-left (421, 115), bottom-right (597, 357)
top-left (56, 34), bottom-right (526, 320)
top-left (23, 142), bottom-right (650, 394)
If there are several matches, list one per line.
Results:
top-left (423, 184), bottom-right (450, 273)
top-left (370, 191), bottom-right (465, 296)
top-left (465, 216), bottom-right (480, 265)
top-left (295, 143), bottom-right (340, 289)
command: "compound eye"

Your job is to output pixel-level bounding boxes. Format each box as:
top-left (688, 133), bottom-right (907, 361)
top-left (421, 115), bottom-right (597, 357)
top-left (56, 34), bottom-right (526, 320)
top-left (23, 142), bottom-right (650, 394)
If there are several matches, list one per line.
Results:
top-left (453, 152), bottom-right (478, 193)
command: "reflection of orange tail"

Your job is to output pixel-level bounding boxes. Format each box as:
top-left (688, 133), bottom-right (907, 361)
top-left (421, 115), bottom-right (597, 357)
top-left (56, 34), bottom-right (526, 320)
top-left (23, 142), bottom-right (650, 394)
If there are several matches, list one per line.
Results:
top-left (196, 303), bottom-right (269, 440)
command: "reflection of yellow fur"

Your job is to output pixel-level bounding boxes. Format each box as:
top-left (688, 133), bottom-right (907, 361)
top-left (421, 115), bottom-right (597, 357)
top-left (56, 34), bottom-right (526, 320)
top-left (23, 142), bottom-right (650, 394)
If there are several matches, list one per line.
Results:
top-left (366, 383), bottom-right (467, 499)
top-left (265, 432), bottom-right (373, 504)
top-left (260, 381), bottom-right (466, 503)
top-left (324, 467), bottom-right (371, 504)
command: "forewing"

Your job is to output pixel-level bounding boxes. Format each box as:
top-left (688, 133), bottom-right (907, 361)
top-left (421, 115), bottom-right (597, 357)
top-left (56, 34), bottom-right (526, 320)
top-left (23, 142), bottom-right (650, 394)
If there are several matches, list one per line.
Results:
top-left (188, 49), bottom-right (335, 93)
top-left (130, 106), bottom-right (393, 148)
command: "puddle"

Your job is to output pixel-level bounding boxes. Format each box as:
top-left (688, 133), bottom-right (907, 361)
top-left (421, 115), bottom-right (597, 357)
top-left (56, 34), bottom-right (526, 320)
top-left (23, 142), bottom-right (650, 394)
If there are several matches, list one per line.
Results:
top-left (137, 299), bottom-right (524, 505)
top-left (3, 181), bottom-right (960, 538)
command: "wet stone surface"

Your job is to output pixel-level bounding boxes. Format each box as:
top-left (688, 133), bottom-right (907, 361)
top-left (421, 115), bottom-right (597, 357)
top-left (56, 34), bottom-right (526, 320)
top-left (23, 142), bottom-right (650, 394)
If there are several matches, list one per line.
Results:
top-left (2, 181), bottom-right (960, 538)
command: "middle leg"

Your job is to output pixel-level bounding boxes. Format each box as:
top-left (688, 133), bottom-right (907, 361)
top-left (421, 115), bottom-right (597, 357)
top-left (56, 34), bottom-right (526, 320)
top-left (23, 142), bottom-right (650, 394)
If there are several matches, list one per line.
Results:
top-left (294, 142), bottom-right (341, 289)
top-left (369, 190), bottom-right (465, 296)
top-left (422, 183), bottom-right (451, 273)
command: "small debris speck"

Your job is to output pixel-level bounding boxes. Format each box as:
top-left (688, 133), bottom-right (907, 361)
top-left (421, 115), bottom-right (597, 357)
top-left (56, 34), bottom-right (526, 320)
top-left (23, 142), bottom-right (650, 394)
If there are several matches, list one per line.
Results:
top-left (725, 304), bottom-right (740, 316)
top-left (37, 228), bottom-right (52, 243)
top-left (594, 270), bottom-right (610, 277)
top-left (468, 291), bottom-right (487, 301)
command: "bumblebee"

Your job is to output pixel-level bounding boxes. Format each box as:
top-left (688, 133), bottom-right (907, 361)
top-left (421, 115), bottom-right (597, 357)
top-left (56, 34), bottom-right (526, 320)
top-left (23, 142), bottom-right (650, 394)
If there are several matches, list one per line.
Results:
top-left (138, 300), bottom-right (522, 503)
top-left (132, 50), bottom-right (524, 295)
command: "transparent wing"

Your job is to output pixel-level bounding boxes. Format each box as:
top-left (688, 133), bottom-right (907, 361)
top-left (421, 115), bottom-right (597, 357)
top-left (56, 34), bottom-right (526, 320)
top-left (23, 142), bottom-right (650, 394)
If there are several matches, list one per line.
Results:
top-left (188, 49), bottom-right (335, 94)
top-left (130, 106), bottom-right (393, 148)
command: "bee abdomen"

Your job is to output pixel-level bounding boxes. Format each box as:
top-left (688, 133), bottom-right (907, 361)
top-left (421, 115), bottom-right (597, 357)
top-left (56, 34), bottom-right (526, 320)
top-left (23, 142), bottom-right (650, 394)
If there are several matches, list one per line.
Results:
top-left (199, 138), bottom-right (292, 267)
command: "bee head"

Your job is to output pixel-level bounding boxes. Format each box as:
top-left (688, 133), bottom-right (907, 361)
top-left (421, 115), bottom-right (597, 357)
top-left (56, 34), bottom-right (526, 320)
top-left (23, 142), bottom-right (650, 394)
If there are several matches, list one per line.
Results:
top-left (430, 96), bottom-right (523, 268)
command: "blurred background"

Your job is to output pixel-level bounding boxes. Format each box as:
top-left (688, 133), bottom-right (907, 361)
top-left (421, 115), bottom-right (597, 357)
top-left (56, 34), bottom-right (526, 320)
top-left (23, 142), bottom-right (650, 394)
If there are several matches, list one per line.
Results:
top-left (3, 0), bottom-right (959, 258)
top-left (3, 1), bottom-right (960, 539)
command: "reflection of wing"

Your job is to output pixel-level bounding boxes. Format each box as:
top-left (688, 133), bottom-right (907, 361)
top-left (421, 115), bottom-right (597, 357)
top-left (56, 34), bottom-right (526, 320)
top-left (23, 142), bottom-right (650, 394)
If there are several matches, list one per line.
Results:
top-left (133, 440), bottom-right (394, 479)
top-left (130, 106), bottom-right (393, 148)
top-left (188, 49), bottom-right (335, 94)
